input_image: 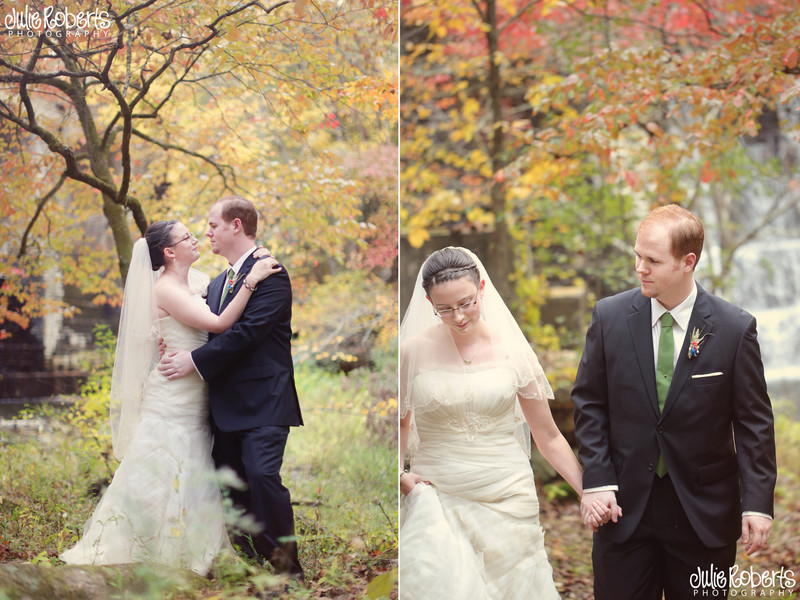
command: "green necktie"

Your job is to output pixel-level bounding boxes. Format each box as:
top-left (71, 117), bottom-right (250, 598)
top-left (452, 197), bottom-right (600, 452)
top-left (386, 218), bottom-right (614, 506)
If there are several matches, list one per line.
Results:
top-left (219, 267), bottom-right (236, 306)
top-left (655, 312), bottom-right (674, 477)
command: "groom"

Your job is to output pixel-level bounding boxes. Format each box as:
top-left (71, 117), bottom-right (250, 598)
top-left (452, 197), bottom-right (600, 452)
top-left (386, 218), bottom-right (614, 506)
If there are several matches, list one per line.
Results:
top-left (160, 195), bottom-right (304, 576)
top-left (573, 204), bottom-right (776, 599)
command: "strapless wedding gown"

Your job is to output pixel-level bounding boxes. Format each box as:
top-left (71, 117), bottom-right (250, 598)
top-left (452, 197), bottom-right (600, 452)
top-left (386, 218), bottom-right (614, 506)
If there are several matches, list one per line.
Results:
top-left (400, 367), bottom-right (560, 599)
top-left (60, 308), bottom-right (230, 575)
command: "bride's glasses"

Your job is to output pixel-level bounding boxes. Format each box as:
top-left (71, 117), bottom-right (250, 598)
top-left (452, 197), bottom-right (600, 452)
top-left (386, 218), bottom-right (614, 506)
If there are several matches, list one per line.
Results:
top-left (434, 296), bottom-right (479, 318)
top-left (166, 233), bottom-right (197, 247)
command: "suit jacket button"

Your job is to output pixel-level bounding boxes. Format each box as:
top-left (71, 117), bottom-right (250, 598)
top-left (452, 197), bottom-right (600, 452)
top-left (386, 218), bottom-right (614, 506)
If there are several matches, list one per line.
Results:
top-left (657, 426), bottom-right (664, 434)
top-left (648, 463), bottom-right (654, 471)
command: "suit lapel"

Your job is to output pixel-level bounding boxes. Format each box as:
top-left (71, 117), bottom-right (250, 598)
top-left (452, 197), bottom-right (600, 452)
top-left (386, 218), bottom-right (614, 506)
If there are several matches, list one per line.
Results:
top-left (208, 273), bottom-right (225, 315)
top-left (628, 293), bottom-right (660, 418)
top-left (661, 284), bottom-right (714, 419)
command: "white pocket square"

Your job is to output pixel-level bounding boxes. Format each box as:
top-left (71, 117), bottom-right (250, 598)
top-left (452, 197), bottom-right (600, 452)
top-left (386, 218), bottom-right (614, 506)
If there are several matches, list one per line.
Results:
top-left (691, 372), bottom-right (723, 379)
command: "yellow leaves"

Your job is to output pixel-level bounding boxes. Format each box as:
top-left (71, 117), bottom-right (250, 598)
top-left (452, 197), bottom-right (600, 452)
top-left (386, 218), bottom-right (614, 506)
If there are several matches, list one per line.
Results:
top-left (499, 0), bottom-right (518, 17)
top-left (466, 207), bottom-right (493, 228)
top-left (527, 73), bottom-right (564, 111)
top-left (461, 97), bottom-right (480, 121)
top-left (404, 188), bottom-right (472, 248)
top-left (519, 158), bottom-right (561, 187)
top-left (294, 0), bottom-right (308, 18)
top-left (542, 0), bottom-right (577, 16)
top-left (407, 226), bottom-right (431, 249)
top-left (451, 122), bottom-right (476, 143)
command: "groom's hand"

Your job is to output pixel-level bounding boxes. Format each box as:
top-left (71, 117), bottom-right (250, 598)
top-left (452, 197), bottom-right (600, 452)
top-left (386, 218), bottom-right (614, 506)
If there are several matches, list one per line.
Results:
top-left (742, 515), bottom-right (772, 556)
top-left (581, 490), bottom-right (622, 532)
top-left (158, 350), bottom-right (195, 380)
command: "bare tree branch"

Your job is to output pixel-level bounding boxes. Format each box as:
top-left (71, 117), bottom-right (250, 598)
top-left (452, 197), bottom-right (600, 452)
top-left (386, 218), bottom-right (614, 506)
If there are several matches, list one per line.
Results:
top-left (17, 170), bottom-right (68, 258)
top-left (131, 127), bottom-right (238, 190)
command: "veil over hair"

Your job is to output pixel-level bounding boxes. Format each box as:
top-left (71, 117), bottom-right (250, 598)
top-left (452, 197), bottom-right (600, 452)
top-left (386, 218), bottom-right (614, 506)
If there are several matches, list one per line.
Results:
top-left (110, 238), bottom-right (160, 460)
top-left (400, 247), bottom-right (553, 458)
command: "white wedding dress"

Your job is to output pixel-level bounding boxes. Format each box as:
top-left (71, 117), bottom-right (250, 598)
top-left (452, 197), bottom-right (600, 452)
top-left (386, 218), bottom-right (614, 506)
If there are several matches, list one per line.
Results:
top-left (400, 366), bottom-right (560, 600)
top-left (60, 301), bottom-right (230, 575)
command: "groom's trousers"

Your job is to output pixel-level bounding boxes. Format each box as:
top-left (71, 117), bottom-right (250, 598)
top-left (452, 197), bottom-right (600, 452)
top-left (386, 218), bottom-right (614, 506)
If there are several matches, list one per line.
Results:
top-left (592, 474), bottom-right (736, 600)
top-left (212, 424), bottom-right (303, 577)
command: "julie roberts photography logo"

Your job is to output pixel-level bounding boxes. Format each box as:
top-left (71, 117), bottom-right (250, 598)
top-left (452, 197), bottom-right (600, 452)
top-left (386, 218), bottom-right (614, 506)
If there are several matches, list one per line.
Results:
top-left (691, 564), bottom-right (797, 597)
top-left (3, 4), bottom-right (112, 38)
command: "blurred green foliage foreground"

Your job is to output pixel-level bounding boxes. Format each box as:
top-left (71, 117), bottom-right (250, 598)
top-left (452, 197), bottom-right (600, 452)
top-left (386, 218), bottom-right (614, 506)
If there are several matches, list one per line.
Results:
top-left (0, 332), bottom-right (398, 599)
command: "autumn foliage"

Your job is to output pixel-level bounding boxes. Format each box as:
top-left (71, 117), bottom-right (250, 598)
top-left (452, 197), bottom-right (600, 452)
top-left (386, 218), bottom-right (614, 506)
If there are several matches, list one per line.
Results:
top-left (401, 0), bottom-right (800, 321)
top-left (0, 0), bottom-right (398, 361)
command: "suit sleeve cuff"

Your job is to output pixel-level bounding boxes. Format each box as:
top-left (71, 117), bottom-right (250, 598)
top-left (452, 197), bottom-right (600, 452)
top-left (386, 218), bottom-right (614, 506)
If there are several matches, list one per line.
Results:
top-left (742, 511), bottom-right (772, 520)
top-left (583, 485), bottom-right (619, 493)
top-left (190, 353), bottom-right (204, 381)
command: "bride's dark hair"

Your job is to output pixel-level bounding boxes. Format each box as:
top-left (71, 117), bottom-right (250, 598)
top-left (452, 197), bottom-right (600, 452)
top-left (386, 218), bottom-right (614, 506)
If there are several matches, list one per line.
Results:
top-left (421, 247), bottom-right (481, 295)
top-left (144, 220), bottom-right (178, 270)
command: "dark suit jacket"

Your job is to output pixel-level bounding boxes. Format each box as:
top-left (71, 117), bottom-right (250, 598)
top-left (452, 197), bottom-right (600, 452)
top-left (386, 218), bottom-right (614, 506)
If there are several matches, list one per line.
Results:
top-left (572, 284), bottom-right (776, 548)
top-left (192, 252), bottom-right (303, 432)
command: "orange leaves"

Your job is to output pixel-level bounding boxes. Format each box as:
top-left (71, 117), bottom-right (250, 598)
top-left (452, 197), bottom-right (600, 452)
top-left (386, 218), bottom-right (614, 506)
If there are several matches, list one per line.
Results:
top-left (782, 48), bottom-right (798, 70)
top-left (700, 161), bottom-right (716, 184)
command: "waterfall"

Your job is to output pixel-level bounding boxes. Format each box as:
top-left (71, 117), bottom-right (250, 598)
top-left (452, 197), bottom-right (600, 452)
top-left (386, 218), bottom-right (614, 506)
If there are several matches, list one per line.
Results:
top-left (726, 238), bottom-right (800, 405)
top-left (697, 104), bottom-right (800, 407)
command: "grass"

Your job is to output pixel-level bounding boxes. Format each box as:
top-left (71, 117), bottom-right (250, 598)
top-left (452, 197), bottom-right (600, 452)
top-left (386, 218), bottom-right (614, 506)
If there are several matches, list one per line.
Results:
top-left (0, 359), bottom-right (398, 599)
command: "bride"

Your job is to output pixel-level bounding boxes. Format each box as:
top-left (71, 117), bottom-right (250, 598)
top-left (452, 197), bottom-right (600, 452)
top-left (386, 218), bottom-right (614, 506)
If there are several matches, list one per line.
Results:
top-left (60, 219), bottom-right (278, 575)
top-left (399, 247), bottom-right (607, 599)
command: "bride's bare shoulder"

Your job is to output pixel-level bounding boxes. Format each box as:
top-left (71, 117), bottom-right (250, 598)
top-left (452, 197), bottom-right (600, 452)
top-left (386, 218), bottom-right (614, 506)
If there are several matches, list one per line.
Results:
top-left (400, 324), bottom-right (447, 357)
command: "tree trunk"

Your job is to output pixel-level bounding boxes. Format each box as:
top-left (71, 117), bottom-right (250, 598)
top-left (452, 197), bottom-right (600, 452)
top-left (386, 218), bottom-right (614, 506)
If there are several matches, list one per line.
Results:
top-left (483, 0), bottom-right (512, 304)
top-left (65, 77), bottom-right (135, 283)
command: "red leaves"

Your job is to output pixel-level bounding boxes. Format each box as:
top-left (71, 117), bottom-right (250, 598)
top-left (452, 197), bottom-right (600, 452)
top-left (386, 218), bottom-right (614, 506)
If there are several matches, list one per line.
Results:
top-left (321, 113), bottom-right (340, 130)
top-left (700, 161), bottom-right (716, 184)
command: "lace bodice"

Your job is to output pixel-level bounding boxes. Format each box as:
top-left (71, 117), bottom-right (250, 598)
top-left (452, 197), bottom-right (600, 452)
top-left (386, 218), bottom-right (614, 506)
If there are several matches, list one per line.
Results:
top-left (410, 367), bottom-right (518, 442)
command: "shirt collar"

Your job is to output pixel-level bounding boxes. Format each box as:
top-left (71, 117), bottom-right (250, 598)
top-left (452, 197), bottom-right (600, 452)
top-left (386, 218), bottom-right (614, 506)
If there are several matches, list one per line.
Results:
top-left (229, 246), bottom-right (258, 275)
top-left (651, 281), bottom-right (697, 331)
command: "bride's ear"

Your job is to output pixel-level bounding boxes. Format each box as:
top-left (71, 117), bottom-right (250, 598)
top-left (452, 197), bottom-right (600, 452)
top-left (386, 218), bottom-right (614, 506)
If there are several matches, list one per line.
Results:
top-left (479, 279), bottom-right (486, 296)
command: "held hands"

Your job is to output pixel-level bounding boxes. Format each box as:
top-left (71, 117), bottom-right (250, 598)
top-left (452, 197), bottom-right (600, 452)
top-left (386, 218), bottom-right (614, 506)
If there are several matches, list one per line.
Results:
top-left (581, 490), bottom-right (622, 532)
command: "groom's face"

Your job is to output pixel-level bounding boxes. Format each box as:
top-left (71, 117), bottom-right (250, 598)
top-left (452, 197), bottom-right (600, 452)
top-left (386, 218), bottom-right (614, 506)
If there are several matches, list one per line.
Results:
top-left (206, 204), bottom-right (234, 257)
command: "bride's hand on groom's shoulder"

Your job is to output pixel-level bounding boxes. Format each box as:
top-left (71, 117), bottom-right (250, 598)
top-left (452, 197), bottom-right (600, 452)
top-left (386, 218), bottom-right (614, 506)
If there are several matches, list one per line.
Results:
top-left (580, 490), bottom-right (622, 532)
top-left (250, 256), bottom-right (282, 283)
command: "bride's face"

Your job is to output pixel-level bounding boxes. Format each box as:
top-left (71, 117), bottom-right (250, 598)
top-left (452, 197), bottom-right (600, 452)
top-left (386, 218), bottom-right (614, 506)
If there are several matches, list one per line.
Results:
top-left (165, 222), bottom-right (200, 266)
top-left (427, 275), bottom-right (485, 336)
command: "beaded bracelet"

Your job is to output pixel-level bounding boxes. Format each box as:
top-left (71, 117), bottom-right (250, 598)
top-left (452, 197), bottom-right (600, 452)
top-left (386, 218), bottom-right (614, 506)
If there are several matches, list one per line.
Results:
top-left (243, 279), bottom-right (257, 292)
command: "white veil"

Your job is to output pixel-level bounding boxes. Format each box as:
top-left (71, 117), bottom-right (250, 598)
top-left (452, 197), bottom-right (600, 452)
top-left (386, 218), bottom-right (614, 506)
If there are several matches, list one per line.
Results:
top-left (109, 238), bottom-right (160, 461)
top-left (400, 247), bottom-right (554, 459)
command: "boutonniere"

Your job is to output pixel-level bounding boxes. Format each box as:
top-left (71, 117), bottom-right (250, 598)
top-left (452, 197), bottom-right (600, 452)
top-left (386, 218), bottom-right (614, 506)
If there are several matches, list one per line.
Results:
top-left (687, 327), bottom-right (713, 359)
top-left (225, 272), bottom-right (243, 294)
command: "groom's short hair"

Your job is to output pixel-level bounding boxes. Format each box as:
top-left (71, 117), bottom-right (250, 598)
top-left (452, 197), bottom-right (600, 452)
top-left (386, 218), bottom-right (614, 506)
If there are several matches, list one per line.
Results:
top-left (215, 195), bottom-right (258, 238)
